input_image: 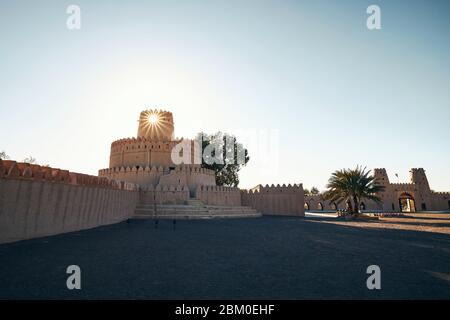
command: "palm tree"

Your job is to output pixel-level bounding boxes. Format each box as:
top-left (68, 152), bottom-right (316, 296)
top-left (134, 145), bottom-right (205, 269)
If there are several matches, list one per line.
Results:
top-left (323, 166), bottom-right (385, 215)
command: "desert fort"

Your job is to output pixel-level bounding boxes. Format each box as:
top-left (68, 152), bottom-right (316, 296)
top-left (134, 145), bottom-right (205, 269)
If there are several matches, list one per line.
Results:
top-left (0, 109), bottom-right (449, 244)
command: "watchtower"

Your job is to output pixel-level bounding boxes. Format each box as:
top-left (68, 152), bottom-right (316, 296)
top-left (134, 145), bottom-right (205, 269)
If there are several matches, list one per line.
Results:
top-left (137, 109), bottom-right (174, 141)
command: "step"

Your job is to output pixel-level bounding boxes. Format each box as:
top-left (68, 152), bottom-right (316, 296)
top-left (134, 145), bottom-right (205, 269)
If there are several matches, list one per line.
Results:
top-left (133, 213), bottom-right (262, 220)
top-left (133, 204), bottom-right (262, 219)
top-left (185, 199), bottom-right (205, 207)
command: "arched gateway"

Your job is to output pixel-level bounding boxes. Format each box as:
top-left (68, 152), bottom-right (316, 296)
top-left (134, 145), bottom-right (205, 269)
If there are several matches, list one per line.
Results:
top-left (399, 193), bottom-right (416, 213)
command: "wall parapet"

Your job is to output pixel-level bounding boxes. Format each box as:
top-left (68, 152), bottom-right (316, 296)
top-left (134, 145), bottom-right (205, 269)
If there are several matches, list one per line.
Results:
top-left (99, 164), bottom-right (215, 177)
top-left (110, 136), bottom-right (182, 147)
top-left (195, 185), bottom-right (241, 206)
top-left (242, 183), bottom-right (303, 194)
top-left (241, 183), bottom-right (304, 216)
top-left (432, 191), bottom-right (450, 195)
top-left (1, 159), bottom-right (138, 191)
top-left (0, 159), bottom-right (140, 244)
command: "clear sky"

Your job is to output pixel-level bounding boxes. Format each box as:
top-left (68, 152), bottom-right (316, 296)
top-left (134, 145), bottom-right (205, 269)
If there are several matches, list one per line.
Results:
top-left (1, 0), bottom-right (449, 191)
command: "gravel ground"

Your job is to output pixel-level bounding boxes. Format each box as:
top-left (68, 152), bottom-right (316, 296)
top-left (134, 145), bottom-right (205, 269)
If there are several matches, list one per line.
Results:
top-left (315, 212), bottom-right (450, 235)
top-left (0, 216), bottom-right (449, 299)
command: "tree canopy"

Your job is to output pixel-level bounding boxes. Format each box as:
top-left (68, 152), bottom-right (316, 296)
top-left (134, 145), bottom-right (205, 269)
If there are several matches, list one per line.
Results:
top-left (196, 132), bottom-right (249, 187)
top-left (0, 151), bottom-right (9, 160)
top-left (310, 186), bottom-right (320, 195)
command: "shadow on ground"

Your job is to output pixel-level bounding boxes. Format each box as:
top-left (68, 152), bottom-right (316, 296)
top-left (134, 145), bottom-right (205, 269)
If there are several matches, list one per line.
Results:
top-left (0, 216), bottom-right (449, 299)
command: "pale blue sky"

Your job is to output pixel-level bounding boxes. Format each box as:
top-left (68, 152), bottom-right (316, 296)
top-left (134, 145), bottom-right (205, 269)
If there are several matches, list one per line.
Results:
top-left (1, 0), bottom-right (449, 190)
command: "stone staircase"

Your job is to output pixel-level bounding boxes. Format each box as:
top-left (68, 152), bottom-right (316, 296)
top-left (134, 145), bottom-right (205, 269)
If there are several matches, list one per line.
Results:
top-left (133, 200), bottom-right (261, 220)
top-left (185, 199), bottom-right (204, 207)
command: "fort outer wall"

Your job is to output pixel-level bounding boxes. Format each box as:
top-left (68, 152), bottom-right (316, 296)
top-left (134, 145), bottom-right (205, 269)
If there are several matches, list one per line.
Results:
top-left (195, 185), bottom-right (242, 206)
top-left (241, 184), bottom-right (305, 217)
top-left (0, 160), bottom-right (139, 244)
top-left (303, 168), bottom-right (450, 212)
top-left (139, 184), bottom-right (190, 205)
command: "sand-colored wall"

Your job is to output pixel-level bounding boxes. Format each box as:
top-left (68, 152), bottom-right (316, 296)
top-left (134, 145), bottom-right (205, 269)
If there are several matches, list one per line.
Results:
top-left (100, 164), bottom-right (216, 197)
top-left (99, 165), bottom-right (166, 188)
top-left (304, 168), bottom-right (450, 212)
top-left (195, 185), bottom-right (242, 206)
top-left (0, 160), bottom-right (139, 244)
top-left (108, 137), bottom-right (200, 169)
top-left (303, 194), bottom-right (381, 211)
top-left (139, 185), bottom-right (190, 205)
top-left (137, 110), bottom-right (175, 141)
top-left (159, 165), bottom-right (216, 197)
top-left (242, 184), bottom-right (305, 216)
top-left (109, 138), bottom-right (179, 168)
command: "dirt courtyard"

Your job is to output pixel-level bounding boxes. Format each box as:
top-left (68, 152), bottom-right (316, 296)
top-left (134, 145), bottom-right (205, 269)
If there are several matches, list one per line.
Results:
top-left (311, 212), bottom-right (450, 235)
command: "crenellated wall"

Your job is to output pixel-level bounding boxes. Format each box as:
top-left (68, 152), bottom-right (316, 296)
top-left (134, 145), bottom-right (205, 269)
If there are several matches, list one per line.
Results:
top-left (241, 184), bottom-right (304, 216)
top-left (137, 109), bottom-right (175, 141)
top-left (99, 164), bottom-right (215, 197)
top-left (99, 164), bottom-right (168, 187)
top-left (109, 137), bottom-right (180, 168)
top-left (305, 168), bottom-right (450, 212)
top-left (0, 160), bottom-right (139, 244)
top-left (139, 184), bottom-right (190, 205)
top-left (108, 136), bottom-right (200, 169)
top-left (195, 185), bottom-right (242, 206)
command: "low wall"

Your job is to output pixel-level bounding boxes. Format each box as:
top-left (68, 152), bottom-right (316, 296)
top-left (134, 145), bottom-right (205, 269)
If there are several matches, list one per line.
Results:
top-left (139, 185), bottom-right (190, 204)
top-left (0, 160), bottom-right (139, 244)
top-left (242, 184), bottom-right (304, 216)
top-left (195, 185), bottom-right (241, 206)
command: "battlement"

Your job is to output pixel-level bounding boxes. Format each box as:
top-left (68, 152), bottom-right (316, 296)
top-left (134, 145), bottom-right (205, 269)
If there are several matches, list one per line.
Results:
top-left (241, 183), bottom-right (304, 216)
top-left (1, 159), bottom-right (138, 191)
top-left (432, 191), bottom-right (450, 195)
top-left (410, 168), bottom-right (430, 189)
top-left (195, 185), bottom-right (241, 206)
top-left (99, 164), bottom-right (215, 176)
top-left (137, 109), bottom-right (174, 141)
top-left (242, 183), bottom-right (303, 194)
top-left (111, 137), bottom-right (183, 147)
top-left (373, 168), bottom-right (390, 184)
top-left (390, 182), bottom-right (415, 187)
top-left (141, 184), bottom-right (189, 192)
top-left (197, 185), bottom-right (240, 192)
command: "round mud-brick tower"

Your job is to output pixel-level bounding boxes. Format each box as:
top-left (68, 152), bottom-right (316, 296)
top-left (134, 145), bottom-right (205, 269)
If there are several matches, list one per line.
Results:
top-left (137, 109), bottom-right (174, 141)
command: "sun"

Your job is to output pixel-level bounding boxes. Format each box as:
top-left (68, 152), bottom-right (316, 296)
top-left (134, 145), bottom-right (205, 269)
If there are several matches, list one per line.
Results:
top-left (147, 114), bottom-right (159, 125)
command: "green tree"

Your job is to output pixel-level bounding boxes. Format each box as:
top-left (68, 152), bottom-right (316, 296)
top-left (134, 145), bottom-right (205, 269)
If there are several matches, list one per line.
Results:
top-left (303, 188), bottom-right (310, 195)
top-left (196, 132), bottom-right (249, 187)
top-left (0, 151), bottom-right (9, 160)
top-left (310, 186), bottom-right (319, 195)
top-left (322, 166), bottom-right (385, 214)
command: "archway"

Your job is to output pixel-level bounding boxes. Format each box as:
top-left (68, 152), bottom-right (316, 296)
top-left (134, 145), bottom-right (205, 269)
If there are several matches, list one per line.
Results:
top-left (304, 202), bottom-right (310, 210)
top-left (317, 202), bottom-right (323, 211)
top-left (399, 193), bottom-right (416, 213)
top-left (360, 202), bottom-right (366, 211)
top-left (331, 202), bottom-right (337, 210)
